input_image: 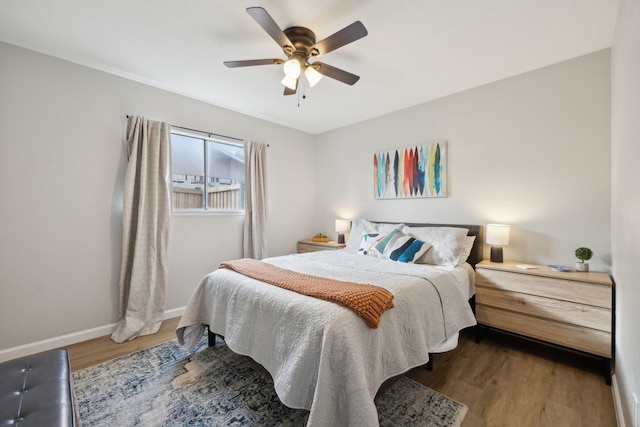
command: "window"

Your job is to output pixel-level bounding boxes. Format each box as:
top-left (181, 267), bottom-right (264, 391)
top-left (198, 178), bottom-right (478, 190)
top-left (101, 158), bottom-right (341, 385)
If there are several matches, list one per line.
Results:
top-left (171, 131), bottom-right (245, 212)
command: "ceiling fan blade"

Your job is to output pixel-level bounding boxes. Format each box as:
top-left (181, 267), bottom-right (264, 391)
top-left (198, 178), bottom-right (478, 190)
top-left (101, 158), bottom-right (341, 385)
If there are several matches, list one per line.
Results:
top-left (224, 59), bottom-right (284, 68)
top-left (246, 7), bottom-right (293, 51)
top-left (310, 21), bottom-right (367, 57)
top-left (313, 62), bottom-right (360, 85)
top-left (283, 78), bottom-right (299, 95)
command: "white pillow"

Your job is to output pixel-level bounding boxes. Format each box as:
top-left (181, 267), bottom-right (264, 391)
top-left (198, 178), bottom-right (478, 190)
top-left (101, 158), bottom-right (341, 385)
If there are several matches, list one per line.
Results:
top-left (457, 235), bottom-right (476, 266)
top-left (402, 226), bottom-right (469, 266)
top-left (374, 229), bottom-right (432, 263)
top-left (357, 230), bottom-right (387, 257)
top-left (345, 219), bottom-right (404, 253)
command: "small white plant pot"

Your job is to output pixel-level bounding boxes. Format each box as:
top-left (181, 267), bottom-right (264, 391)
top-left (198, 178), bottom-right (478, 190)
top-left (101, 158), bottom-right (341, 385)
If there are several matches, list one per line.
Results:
top-left (575, 262), bottom-right (589, 272)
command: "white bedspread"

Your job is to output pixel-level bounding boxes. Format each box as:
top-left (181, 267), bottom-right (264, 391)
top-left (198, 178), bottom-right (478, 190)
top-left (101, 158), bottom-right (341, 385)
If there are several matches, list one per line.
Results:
top-left (176, 250), bottom-right (476, 427)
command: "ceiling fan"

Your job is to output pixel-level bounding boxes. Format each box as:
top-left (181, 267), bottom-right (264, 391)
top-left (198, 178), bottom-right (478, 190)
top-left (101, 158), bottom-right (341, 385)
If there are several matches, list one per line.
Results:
top-left (224, 7), bottom-right (368, 95)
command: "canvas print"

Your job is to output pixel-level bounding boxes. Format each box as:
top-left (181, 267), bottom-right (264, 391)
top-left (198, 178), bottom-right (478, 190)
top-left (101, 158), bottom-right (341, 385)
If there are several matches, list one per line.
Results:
top-left (374, 141), bottom-right (447, 199)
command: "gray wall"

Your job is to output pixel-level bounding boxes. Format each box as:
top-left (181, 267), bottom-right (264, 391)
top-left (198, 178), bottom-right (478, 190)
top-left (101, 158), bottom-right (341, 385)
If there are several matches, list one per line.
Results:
top-left (0, 42), bottom-right (316, 357)
top-left (315, 50), bottom-right (611, 271)
top-left (611, 0), bottom-right (640, 425)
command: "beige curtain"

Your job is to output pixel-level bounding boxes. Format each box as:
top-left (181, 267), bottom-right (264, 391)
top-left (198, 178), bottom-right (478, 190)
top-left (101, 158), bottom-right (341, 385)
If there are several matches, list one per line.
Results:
top-left (243, 140), bottom-right (268, 259)
top-left (111, 116), bottom-right (172, 343)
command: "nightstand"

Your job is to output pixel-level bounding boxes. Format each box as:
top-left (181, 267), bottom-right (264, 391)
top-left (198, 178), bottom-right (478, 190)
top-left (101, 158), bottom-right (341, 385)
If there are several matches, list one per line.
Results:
top-left (297, 240), bottom-right (346, 253)
top-left (475, 260), bottom-right (613, 384)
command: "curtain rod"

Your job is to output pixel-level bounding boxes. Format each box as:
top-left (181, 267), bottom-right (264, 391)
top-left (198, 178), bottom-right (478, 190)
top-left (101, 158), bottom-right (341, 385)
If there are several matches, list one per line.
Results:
top-left (125, 115), bottom-right (247, 144)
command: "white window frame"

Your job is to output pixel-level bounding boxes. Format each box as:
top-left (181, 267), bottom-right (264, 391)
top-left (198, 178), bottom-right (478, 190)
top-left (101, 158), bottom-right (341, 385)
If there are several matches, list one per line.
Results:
top-left (170, 129), bottom-right (245, 216)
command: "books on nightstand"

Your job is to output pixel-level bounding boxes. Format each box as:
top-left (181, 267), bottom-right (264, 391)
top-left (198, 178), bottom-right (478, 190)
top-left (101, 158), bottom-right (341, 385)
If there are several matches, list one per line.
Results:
top-left (516, 264), bottom-right (538, 270)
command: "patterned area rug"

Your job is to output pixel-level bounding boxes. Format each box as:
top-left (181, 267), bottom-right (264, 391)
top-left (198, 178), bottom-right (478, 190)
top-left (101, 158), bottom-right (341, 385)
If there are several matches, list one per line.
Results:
top-left (73, 338), bottom-right (467, 426)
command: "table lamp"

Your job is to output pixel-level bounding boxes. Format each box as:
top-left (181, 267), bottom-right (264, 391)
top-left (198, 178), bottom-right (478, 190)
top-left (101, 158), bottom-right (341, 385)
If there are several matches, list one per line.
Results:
top-left (335, 219), bottom-right (350, 244)
top-left (486, 224), bottom-right (510, 263)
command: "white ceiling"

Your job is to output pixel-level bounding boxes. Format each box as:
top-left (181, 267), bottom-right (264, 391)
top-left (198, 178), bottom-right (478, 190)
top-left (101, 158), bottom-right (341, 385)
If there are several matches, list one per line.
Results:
top-left (0, 1), bottom-right (619, 135)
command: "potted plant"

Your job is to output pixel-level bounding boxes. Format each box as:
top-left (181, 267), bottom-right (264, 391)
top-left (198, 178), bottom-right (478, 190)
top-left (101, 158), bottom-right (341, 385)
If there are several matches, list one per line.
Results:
top-left (574, 247), bottom-right (593, 272)
top-left (312, 233), bottom-right (329, 242)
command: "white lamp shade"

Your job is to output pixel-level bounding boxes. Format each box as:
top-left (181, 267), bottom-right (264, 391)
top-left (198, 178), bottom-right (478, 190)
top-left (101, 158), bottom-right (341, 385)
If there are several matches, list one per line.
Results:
top-left (281, 75), bottom-right (298, 90)
top-left (486, 224), bottom-right (510, 246)
top-left (304, 65), bottom-right (323, 87)
top-left (283, 58), bottom-right (301, 78)
top-left (335, 219), bottom-right (350, 233)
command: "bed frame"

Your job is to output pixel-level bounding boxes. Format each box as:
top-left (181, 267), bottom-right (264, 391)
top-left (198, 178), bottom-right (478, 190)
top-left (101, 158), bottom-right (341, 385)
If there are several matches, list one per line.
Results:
top-left (204, 222), bottom-right (483, 404)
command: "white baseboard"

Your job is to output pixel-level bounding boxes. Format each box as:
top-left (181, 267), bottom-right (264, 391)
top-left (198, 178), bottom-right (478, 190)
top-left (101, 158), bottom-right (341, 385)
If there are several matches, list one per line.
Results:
top-left (613, 373), bottom-right (626, 427)
top-left (0, 307), bottom-right (186, 363)
top-left (163, 306), bottom-right (186, 320)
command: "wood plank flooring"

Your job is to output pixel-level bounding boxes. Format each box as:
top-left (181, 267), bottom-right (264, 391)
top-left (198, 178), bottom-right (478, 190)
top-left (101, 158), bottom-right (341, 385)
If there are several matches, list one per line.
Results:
top-left (66, 317), bottom-right (181, 371)
top-left (65, 318), bottom-right (616, 426)
top-left (407, 329), bottom-right (617, 426)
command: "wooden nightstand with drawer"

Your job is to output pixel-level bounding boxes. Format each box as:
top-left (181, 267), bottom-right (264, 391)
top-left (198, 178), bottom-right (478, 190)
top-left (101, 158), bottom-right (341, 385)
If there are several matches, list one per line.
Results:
top-left (297, 240), bottom-right (346, 253)
top-left (475, 260), bottom-right (613, 384)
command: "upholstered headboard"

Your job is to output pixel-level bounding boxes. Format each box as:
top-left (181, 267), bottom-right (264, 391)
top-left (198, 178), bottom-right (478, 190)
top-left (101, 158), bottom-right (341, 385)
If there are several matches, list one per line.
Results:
top-left (373, 222), bottom-right (483, 268)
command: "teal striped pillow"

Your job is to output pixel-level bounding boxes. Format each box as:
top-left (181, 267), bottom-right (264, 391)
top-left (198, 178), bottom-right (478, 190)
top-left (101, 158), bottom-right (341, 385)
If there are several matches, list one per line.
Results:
top-left (374, 229), bottom-right (432, 263)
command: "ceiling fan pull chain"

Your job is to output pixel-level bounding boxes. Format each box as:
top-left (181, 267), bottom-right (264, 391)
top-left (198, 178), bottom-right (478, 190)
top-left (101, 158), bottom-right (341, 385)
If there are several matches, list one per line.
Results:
top-left (299, 79), bottom-right (309, 107)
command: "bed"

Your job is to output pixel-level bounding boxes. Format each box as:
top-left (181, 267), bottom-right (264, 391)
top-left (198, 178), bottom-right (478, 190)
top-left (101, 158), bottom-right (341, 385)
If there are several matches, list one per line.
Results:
top-left (177, 220), bottom-right (481, 426)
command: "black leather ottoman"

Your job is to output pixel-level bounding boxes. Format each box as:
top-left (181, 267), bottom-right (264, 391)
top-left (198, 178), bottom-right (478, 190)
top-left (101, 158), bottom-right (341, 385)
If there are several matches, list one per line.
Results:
top-left (0, 349), bottom-right (76, 426)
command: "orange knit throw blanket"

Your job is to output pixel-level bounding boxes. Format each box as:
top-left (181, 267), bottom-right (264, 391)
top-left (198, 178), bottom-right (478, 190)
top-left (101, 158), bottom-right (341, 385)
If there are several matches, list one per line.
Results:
top-left (219, 258), bottom-right (394, 328)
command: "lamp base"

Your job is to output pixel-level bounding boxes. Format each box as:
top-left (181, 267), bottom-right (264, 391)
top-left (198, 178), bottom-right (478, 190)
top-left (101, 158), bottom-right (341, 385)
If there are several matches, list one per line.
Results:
top-left (337, 234), bottom-right (345, 244)
top-left (490, 246), bottom-right (503, 263)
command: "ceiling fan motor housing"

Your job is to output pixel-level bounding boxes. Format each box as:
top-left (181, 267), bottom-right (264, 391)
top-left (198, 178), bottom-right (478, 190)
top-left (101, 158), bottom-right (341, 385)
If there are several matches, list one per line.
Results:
top-left (283, 27), bottom-right (319, 59)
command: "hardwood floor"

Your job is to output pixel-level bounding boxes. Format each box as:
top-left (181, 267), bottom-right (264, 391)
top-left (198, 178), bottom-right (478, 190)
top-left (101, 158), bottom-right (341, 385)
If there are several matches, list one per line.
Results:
top-left (407, 329), bottom-right (617, 427)
top-left (66, 318), bottom-right (616, 426)
top-left (66, 317), bottom-right (181, 371)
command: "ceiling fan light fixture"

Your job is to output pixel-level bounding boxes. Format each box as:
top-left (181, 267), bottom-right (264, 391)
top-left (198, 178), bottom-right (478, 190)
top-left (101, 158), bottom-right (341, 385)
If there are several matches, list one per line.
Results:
top-left (224, 7), bottom-right (367, 96)
top-left (283, 58), bottom-right (301, 78)
top-left (281, 75), bottom-right (298, 90)
top-left (304, 64), bottom-right (322, 87)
